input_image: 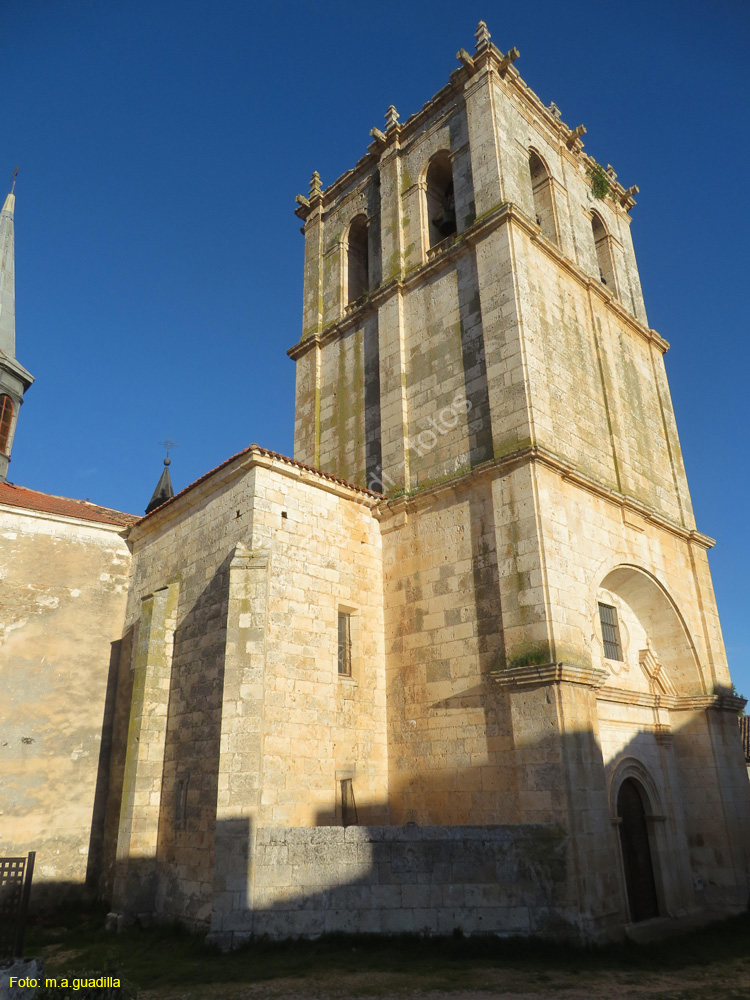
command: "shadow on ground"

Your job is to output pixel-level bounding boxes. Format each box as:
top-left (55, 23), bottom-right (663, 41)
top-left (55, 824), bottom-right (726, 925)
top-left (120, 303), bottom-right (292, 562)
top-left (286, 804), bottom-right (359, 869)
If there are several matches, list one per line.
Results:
top-left (23, 903), bottom-right (750, 999)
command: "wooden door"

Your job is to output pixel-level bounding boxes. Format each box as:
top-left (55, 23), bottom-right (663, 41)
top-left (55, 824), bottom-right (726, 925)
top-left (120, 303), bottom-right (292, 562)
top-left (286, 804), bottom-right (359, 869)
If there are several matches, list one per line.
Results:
top-left (617, 778), bottom-right (659, 922)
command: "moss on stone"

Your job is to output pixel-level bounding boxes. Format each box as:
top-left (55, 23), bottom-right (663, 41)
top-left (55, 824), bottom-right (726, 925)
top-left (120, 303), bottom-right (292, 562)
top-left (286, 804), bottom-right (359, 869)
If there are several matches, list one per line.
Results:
top-left (352, 330), bottom-right (364, 484)
top-left (493, 437), bottom-right (533, 462)
top-left (508, 643), bottom-right (552, 670)
top-left (407, 463), bottom-right (473, 493)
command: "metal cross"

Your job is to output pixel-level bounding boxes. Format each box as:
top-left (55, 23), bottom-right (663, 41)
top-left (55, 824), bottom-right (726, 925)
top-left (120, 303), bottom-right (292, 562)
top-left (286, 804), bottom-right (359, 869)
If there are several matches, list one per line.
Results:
top-left (158, 436), bottom-right (180, 460)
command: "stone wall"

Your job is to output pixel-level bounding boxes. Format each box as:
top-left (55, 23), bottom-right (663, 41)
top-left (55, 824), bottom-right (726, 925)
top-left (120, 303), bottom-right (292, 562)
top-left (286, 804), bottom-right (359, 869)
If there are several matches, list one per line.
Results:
top-left (380, 473), bottom-right (514, 827)
top-left (109, 450), bottom-right (387, 929)
top-left (0, 505), bottom-right (130, 899)
top-left (208, 823), bottom-right (572, 946)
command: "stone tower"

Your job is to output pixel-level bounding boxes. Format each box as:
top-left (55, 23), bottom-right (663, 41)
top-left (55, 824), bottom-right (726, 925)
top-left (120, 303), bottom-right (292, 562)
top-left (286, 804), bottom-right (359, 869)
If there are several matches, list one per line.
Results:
top-left (290, 23), bottom-right (750, 933)
top-left (0, 184), bottom-right (34, 481)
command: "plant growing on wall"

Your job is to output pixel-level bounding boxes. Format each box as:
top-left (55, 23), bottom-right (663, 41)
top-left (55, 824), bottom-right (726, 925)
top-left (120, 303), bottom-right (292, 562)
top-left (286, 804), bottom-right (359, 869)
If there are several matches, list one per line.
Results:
top-left (588, 163), bottom-right (610, 200)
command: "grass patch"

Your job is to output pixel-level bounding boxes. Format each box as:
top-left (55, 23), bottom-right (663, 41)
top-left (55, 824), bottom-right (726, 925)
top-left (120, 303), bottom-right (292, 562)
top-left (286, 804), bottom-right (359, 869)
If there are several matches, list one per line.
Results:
top-left (23, 903), bottom-right (750, 996)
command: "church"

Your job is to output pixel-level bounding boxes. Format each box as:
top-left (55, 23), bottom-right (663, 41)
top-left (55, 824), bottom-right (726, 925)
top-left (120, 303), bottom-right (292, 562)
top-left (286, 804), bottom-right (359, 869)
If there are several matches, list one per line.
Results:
top-left (2, 22), bottom-right (749, 946)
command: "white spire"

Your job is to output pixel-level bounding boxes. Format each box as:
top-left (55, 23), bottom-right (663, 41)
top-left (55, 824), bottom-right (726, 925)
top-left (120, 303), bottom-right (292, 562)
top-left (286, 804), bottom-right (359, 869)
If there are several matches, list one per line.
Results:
top-left (0, 189), bottom-right (16, 358)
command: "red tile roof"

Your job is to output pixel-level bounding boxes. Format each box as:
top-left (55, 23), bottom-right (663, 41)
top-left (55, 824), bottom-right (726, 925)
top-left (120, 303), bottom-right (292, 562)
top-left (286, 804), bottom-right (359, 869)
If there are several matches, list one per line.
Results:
top-left (0, 481), bottom-right (138, 526)
top-left (139, 443), bottom-right (383, 522)
top-left (740, 716), bottom-right (750, 763)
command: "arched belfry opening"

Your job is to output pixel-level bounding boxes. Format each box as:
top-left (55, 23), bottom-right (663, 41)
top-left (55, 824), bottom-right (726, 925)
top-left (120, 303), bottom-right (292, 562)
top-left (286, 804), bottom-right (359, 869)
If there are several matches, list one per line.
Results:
top-left (347, 215), bottom-right (369, 304)
top-left (0, 394), bottom-right (14, 455)
top-left (425, 151), bottom-right (456, 248)
top-left (529, 149), bottom-right (558, 245)
top-left (591, 211), bottom-right (617, 294)
top-left (617, 777), bottom-right (659, 922)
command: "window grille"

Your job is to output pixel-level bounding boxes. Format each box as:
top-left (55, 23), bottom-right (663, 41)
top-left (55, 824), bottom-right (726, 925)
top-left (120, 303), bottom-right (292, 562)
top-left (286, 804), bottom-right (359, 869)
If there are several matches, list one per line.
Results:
top-left (340, 778), bottom-right (358, 827)
top-left (0, 852), bottom-right (35, 961)
top-left (338, 612), bottom-right (352, 676)
top-left (598, 602), bottom-right (623, 661)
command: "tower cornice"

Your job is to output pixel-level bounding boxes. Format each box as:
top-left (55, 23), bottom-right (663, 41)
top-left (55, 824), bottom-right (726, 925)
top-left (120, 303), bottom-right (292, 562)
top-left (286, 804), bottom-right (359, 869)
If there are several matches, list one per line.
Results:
top-left (288, 200), bottom-right (668, 360)
top-left (294, 32), bottom-right (637, 229)
top-left (374, 444), bottom-right (715, 551)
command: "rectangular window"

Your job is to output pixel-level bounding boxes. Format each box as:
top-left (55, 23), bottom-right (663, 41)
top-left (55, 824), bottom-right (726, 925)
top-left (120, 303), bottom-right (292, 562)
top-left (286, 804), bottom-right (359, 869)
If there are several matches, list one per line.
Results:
top-left (340, 778), bottom-right (358, 827)
top-left (598, 602), bottom-right (623, 661)
top-left (338, 612), bottom-right (352, 676)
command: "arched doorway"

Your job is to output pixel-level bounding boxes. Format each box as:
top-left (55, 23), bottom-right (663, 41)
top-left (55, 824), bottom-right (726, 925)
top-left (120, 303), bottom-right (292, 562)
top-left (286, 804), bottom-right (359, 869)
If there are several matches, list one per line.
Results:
top-left (617, 778), bottom-right (659, 922)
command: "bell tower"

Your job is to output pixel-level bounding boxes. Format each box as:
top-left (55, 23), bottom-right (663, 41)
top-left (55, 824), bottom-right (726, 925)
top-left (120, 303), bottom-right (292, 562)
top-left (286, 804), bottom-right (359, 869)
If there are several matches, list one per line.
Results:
top-left (289, 22), bottom-right (658, 505)
top-left (289, 22), bottom-right (750, 932)
top-left (0, 181), bottom-right (34, 481)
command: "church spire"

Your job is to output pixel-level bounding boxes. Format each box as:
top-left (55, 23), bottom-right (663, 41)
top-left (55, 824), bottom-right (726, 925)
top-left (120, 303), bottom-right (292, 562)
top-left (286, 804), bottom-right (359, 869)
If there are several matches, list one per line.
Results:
top-left (145, 457), bottom-right (175, 514)
top-left (0, 173), bottom-right (34, 482)
top-left (145, 437), bottom-right (178, 514)
top-left (0, 180), bottom-right (17, 358)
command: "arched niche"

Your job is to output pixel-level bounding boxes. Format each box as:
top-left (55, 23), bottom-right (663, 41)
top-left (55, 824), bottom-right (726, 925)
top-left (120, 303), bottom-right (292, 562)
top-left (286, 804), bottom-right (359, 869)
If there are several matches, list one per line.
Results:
top-left (594, 564), bottom-right (704, 696)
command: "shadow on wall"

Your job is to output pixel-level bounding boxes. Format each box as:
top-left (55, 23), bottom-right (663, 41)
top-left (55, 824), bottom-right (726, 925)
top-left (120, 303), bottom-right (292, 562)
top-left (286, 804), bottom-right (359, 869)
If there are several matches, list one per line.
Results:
top-left (382, 476), bottom-right (514, 827)
top-left (24, 544), bottom-right (750, 938)
top-left (63, 704), bottom-right (747, 946)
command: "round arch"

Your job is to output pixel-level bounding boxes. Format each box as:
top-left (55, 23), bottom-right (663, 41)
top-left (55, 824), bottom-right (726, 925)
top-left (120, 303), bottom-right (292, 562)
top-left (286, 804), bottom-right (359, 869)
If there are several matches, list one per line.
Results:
top-left (528, 146), bottom-right (553, 180)
top-left (608, 756), bottom-right (666, 923)
top-left (527, 147), bottom-right (558, 245)
top-left (607, 754), bottom-right (663, 823)
top-left (419, 148), bottom-right (453, 188)
top-left (345, 213), bottom-right (369, 304)
top-left (590, 207), bottom-right (609, 237)
top-left (422, 150), bottom-right (456, 248)
top-left (592, 563), bottom-right (705, 696)
top-left (590, 209), bottom-right (617, 293)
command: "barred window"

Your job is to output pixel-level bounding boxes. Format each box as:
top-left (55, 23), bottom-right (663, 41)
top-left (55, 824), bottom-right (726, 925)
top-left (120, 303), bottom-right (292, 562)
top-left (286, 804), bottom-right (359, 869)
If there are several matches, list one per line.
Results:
top-left (598, 602), bottom-right (623, 661)
top-left (340, 778), bottom-right (358, 827)
top-left (338, 612), bottom-right (352, 676)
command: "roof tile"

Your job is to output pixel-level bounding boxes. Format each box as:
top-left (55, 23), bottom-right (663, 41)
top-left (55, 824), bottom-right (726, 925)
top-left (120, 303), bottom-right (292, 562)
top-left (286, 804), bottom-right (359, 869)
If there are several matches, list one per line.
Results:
top-left (138, 443), bottom-right (383, 522)
top-left (0, 481), bottom-right (138, 526)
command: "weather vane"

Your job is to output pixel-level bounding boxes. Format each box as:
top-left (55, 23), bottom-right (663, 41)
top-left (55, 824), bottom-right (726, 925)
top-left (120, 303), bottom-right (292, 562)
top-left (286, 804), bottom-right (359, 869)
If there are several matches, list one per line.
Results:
top-left (11, 167), bottom-right (18, 193)
top-left (158, 435), bottom-right (180, 465)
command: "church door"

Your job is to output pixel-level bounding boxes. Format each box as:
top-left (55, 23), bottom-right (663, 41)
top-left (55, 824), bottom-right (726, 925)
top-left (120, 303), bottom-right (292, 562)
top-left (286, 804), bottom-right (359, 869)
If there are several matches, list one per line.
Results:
top-left (617, 778), bottom-right (659, 922)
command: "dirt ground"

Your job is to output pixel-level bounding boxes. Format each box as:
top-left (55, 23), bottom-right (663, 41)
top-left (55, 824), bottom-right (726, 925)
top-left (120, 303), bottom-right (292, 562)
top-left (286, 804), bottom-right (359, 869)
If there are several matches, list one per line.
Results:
top-left (138, 962), bottom-right (750, 1000)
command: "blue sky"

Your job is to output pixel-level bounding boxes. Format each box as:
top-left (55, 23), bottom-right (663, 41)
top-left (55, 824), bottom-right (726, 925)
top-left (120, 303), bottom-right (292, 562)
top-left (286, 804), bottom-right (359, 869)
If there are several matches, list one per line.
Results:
top-left (5, 0), bottom-right (750, 695)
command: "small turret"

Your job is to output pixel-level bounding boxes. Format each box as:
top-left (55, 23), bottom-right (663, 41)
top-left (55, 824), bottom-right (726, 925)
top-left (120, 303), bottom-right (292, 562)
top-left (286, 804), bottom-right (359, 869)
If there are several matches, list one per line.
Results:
top-left (145, 456), bottom-right (175, 515)
top-left (145, 436), bottom-right (178, 514)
